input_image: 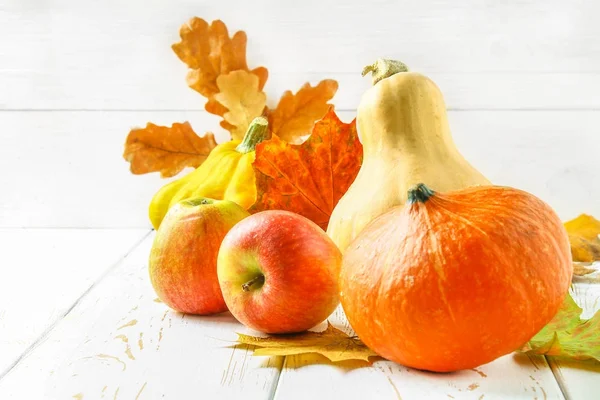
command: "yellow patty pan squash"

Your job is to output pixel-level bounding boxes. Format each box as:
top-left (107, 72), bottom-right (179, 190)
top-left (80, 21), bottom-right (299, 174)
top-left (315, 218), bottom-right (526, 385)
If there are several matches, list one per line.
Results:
top-left (149, 117), bottom-right (269, 229)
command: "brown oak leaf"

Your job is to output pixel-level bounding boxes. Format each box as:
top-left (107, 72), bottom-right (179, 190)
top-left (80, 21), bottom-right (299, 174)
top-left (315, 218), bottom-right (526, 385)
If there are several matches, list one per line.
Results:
top-left (250, 109), bottom-right (362, 230)
top-left (213, 70), bottom-right (267, 140)
top-left (269, 80), bottom-right (338, 144)
top-left (124, 122), bottom-right (217, 178)
top-left (237, 322), bottom-right (378, 363)
top-left (172, 18), bottom-right (268, 99)
top-left (565, 214), bottom-right (600, 263)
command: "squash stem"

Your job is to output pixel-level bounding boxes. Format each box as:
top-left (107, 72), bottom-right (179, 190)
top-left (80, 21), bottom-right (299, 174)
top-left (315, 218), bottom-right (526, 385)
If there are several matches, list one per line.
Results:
top-left (407, 183), bottom-right (435, 204)
top-left (236, 117), bottom-right (270, 154)
top-left (362, 59), bottom-right (409, 85)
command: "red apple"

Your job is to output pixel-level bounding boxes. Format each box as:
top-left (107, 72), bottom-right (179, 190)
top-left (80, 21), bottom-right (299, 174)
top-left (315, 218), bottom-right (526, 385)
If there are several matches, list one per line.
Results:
top-left (149, 198), bottom-right (249, 315)
top-left (217, 210), bottom-right (342, 333)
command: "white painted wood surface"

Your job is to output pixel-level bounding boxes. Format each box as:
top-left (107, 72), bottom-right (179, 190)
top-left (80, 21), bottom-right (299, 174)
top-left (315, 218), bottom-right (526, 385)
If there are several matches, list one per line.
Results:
top-left (1, 0), bottom-right (600, 228)
top-left (1, 231), bottom-right (598, 399)
top-left (0, 229), bottom-right (149, 376)
top-left (0, 233), bottom-right (283, 400)
top-left (274, 308), bottom-right (565, 400)
top-left (1, 111), bottom-right (599, 228)
top-left (2, 0), bottom-right (600, 111)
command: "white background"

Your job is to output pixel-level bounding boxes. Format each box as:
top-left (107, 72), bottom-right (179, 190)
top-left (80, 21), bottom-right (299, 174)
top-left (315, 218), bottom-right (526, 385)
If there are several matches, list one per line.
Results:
top-left (1, 0), bottom-right (599, 228)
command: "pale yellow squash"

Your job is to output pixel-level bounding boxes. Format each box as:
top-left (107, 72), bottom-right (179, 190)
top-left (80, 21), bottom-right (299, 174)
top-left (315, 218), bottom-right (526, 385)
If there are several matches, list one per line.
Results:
top-left (327, 59), bottom-right (490, 253)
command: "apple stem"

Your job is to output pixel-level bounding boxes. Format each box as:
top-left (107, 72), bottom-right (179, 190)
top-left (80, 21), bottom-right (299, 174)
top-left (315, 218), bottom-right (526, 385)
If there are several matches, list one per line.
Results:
top-left (242, 275), bottom-right (265, 292)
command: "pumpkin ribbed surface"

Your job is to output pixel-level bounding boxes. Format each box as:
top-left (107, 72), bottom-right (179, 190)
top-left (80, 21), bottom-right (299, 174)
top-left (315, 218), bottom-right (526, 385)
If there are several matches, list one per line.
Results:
top-left (340, 184), bottom-right (572, 372)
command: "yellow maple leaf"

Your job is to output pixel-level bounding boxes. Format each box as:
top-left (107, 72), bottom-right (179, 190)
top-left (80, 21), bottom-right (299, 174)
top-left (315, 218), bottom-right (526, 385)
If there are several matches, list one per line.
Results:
top-left (268, 80), bottom-right (339, 143)
top-left (123, 122), bottom-right (217, 178)
top-left (214, 70), bottom-right (267, 140)
top-left (565, 214), bottom-right (600, 263)
top-left (236, 322), bottom-right (378, 363)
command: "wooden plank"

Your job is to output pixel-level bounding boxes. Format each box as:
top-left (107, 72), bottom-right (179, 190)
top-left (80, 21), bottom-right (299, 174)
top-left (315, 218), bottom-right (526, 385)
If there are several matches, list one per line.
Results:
top-left (1, 0), bottom-right (600, 110)
top-left (1, 110), bottom-right (599, 228)
top-left (273, 307), bottom-right (564, 400)
top-left (0, 228), bottom-right (149, 376)
top-left (548, 279), bottom-right (600, 400)
top-left (3, 70), bottom-right (599, 111)
top-left (0, 110), bottom-right (224, 229)
top-left (0, 233), bottom-right (283, 399)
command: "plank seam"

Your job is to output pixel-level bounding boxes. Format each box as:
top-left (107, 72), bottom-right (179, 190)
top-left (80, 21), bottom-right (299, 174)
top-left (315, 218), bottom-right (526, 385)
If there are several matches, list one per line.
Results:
top-left (1, 108), bottom-right (600, 112)
top-left (268, 356), bottom-right (287, 400)
top-left (0, 229), bottom-right (152, 381)
top-left (0, 227), bottom-right (152, 230)
top-left (546, 356), bottom-right (572, 400)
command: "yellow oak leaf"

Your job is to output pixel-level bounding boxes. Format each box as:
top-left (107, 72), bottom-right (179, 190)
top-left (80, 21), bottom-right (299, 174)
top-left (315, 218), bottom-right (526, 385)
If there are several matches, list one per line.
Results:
top-left (565, 214), bottom-right (600, 263)
top-left (123, 122), bottom-right (217, 178)
top-left (269, 80), bottom-right (339, 143)
top-left (236, 322), bottom-right (378, 363)
top-left (214, 70), bottom-right (267, 140)
top-left (172, 18), bottom-right (268, 98)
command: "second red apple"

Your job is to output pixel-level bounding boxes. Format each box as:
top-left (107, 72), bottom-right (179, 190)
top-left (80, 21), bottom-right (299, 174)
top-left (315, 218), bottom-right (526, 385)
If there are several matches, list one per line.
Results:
top-left (217, 210), bottom-right (342, 334)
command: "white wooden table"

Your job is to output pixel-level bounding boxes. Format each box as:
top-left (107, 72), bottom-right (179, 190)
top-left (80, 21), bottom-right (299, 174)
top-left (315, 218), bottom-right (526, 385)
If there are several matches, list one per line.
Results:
top-left (2, 0), bottom-right (600, 398)
top-left (0, 230), bottom-right (599, 399)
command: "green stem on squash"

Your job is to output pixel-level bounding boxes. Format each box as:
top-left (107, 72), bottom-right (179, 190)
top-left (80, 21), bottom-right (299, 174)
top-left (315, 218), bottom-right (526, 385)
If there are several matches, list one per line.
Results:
top-left (241, 274), bottom-right (265, 292)
top-left (362, 59), bottom-right (409, 85)
top-left (235, 117), bottom-right (270, 154)
top-left (407, 183), bottom-right (435, 204)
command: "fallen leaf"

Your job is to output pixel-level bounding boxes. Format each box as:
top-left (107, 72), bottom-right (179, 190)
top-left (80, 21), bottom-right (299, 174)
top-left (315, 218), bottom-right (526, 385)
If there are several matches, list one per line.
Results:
top-left (214, 71), bottom-right (267, 140)
top-left (565, 214), bottom-right (600, 262)
top-left (269, 80), bottom-right (339, 143)
top-left (237, 322), bottom-right (378, 363)
top-left (172, 18), bottom-right (268, 99)
top-left (250, 109), bottom-right (362, 230)
top-left (124, 122), bottom-right (217, 178)
top-left (573, 262), bottom-right (597, 277)
top-left (520, 293), bottom-right (600, 361)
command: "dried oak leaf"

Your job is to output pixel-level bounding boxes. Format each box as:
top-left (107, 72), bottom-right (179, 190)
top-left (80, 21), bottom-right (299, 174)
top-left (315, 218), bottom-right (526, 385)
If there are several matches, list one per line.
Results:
top-left (213, 70), bottom-right (267, 140)
top-left (269, 80), bottom-right (339, 144)
top-left (172, 18), bottom-right (268, 99)
top-left (124, 122), bottom-right (217, 178)
top-left (573, 263), bottom-right (597, 277)
top-left (237, 322), bottom-right (378, 363)
top-left (520, 293), bottom-right (600, 361)
top-left (565, 214), bottom-right (600, 263)
top-left (249, 109), bottom-right (362, 230)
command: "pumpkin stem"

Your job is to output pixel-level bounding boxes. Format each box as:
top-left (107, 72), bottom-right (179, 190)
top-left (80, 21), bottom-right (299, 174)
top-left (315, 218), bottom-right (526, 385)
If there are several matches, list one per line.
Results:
top-left (407, 183), bottom-right (435, 204)
top-left (235, 117), bottom-right (270, 154)
top-left (362, 59), bottom-right (409, 85)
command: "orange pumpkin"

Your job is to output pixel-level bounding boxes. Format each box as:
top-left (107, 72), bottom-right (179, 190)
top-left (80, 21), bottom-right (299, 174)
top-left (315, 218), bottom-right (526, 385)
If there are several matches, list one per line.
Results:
top-left (340, 183), bottom-right (572, 372)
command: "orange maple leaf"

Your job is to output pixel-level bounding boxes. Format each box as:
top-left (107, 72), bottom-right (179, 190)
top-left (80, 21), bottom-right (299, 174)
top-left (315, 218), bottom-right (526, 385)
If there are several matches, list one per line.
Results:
top-left (268, 80), bottom-right (338, 144)
top-left (172, 17), bottom-right (268, 109)
top-left (250, 109), bottom-right (362, 230)
top-left (124, 122), bottom-right (217, 178)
